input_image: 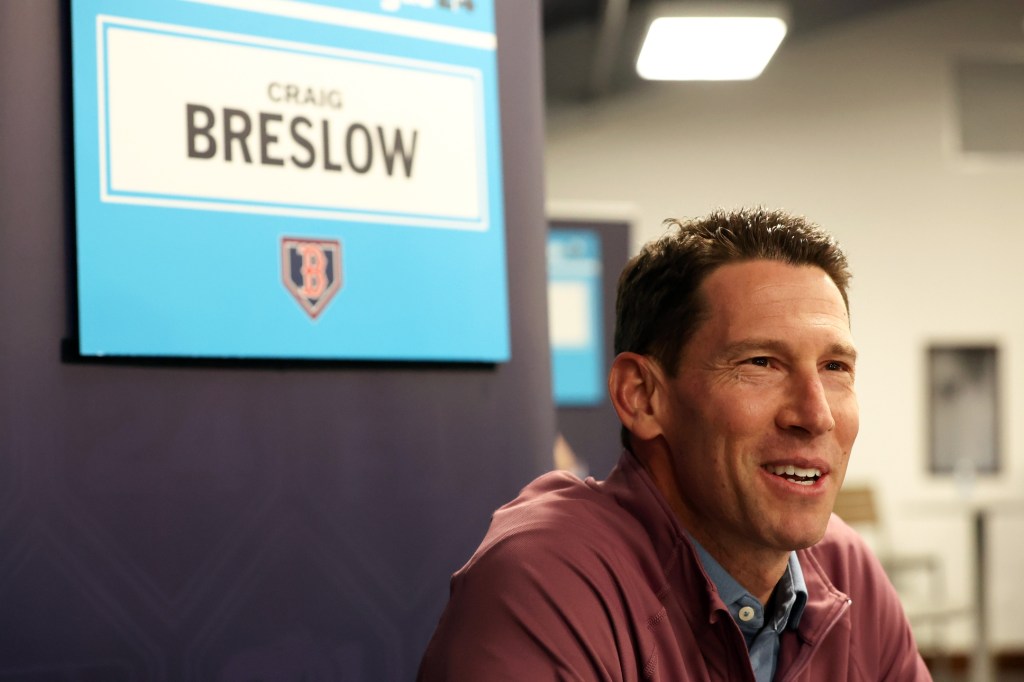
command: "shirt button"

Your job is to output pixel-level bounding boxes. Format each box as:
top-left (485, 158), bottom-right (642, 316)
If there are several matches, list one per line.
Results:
top-left (738, 606), bottom-right (756, 622)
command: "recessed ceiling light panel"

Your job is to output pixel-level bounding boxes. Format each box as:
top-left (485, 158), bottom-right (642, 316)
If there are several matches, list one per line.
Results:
top-left (636, 8), bottom-right (788, 81)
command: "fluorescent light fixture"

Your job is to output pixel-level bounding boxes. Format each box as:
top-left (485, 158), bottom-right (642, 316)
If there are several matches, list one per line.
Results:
top-left (636, 3), bottom-right (788, 81)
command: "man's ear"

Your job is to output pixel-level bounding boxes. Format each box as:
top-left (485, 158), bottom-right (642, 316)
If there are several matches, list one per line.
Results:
top-left (609, 352), bottom-right (665, 443)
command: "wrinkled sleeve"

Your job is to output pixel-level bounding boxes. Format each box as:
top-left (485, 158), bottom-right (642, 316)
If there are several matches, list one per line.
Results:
top-left (417, 527), bottom-right (631, 682)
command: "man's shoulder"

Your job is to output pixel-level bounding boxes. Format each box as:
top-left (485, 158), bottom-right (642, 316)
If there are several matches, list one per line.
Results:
top-left (467, 469), bottom-right (647, 570)
top-left (795, 515), bottom-right (931, 679)
top-left (420, 469), bottom-right (671, 679)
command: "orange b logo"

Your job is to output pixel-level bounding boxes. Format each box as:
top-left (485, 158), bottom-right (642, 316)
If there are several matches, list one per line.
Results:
top-left (281, 237), bottom-right (342, 319)
top-left (299, 244), bottom-right (327, 298)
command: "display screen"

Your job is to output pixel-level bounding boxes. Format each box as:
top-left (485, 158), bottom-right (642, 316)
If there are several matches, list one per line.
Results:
top-left (69, 0), bottom-right (508, 362)
top-left (548, 228), bottom-right (604, 405)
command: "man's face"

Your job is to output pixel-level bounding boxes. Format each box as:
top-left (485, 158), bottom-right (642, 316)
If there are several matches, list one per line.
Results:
top-left (655, 259), bottom-right (858, 557)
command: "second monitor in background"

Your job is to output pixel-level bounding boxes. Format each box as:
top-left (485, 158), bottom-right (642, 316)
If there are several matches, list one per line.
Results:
top-left (548, 218), bottom-right (631, 477)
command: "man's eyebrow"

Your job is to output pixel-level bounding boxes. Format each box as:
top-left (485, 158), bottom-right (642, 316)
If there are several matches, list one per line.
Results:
top-left (720, 339), bottom-right (858, 362)
top-left (828, 342), bottom-right (859, 362)
top-left (720, 339), bottom-right (788, 358)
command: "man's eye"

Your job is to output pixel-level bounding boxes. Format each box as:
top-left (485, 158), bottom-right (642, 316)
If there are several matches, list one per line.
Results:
top-left (825, 361), bottom-right (847, 371)
top-left (747, 357), bottom-right (770, 367)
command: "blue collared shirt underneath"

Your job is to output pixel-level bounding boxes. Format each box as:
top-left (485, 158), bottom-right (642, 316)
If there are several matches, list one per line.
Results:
top-left (691, 538), bottom-right (808, 682)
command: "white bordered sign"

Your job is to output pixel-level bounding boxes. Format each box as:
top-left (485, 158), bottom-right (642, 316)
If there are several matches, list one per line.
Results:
top-left (70, 0), bottom-right (509, 362)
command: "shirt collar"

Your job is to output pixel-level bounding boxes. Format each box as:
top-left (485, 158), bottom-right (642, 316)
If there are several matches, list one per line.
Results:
top-left (786, 550), bottom-right (808, 628)
top-left (690, 535), bottom-right (808, 631)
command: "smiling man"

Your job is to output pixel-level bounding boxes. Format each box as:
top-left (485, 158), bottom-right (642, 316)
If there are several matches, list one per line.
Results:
top-left (419, 208), bottom-right (930, 681)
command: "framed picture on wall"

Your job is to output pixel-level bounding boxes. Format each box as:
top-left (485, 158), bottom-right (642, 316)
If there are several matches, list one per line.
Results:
top-left (927, 344), bottom-right (1000, 475)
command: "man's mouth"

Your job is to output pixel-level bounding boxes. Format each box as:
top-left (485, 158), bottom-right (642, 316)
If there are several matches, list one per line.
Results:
top-left (763, 464), bottom-right (822, 486)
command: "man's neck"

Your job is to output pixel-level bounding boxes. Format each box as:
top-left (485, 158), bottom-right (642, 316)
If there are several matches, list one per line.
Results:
top-left (637, 447), bottom-right (792, 605)
top-left (687, 529), bottom-right (790, 606)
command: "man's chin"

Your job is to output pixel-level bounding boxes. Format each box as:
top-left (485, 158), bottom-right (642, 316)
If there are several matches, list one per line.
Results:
top-left (773, 520), bottom-right (830, 551)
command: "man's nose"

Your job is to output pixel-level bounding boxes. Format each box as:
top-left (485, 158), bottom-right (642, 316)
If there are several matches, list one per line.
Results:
top-left (776, 371), bottom-right (836, 436)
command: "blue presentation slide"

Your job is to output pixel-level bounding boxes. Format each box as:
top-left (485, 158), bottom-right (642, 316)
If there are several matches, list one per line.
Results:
top-left (71, 0), bottom-right (508, 362)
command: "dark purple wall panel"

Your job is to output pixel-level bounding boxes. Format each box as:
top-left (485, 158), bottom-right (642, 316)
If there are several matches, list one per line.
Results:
top-left (0, 1), bottom-right (552, 679)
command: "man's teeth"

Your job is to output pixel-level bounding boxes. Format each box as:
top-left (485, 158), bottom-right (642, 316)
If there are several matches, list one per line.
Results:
top-left (764, 464), bottom-right (822, 485)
